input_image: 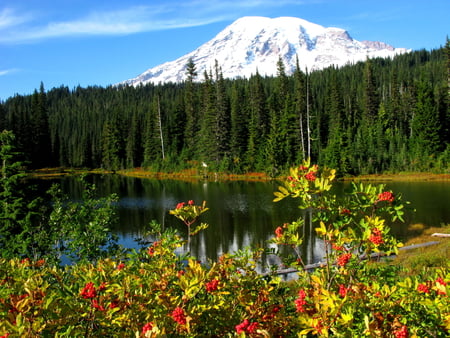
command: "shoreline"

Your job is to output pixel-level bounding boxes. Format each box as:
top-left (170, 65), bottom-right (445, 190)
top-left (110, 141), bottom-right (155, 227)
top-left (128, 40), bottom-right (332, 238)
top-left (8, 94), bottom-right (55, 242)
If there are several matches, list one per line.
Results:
top-left (29, 167), bottom-right (450, 182)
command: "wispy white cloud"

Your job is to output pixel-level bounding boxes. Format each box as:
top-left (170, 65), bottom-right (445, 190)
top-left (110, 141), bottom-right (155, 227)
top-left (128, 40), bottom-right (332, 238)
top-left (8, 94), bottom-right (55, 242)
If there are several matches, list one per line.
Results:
top-left (0, 7), bottom-right (33, 30)
top-left (0, 68), bottom-right (18, 76)
top-left (344, 7), bottom-right (404, 24)
top-left (0, 1), bottom-right (312, 44)
top-left (0, 5), bottom-right (224, 43)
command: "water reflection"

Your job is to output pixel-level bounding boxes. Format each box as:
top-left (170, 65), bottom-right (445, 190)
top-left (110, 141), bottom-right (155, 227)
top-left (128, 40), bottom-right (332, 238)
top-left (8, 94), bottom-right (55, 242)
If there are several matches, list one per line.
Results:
top-left (47, 175), bottom-right (450, 268)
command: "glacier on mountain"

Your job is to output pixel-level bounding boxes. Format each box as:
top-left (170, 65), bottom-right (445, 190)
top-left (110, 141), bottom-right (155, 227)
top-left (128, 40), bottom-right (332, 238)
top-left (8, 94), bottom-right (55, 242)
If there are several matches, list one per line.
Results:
top-left (123, 16), bottom-right (410, 86)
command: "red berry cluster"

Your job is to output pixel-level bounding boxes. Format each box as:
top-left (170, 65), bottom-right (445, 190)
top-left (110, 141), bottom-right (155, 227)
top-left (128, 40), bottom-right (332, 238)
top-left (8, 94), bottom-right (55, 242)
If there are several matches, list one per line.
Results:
top-left (142, 322), bottom-right (153, 335)
top-left (417, 283), bottom-right (430, 294)
top-left (393, 325), bottom-right (409, 338)
top-left (80, 282), bottom-right (96, 299)
top-left (235, 319), bottom-right (258, 334)
top-left (377, 191), bottom-right (394, 203)
top-left (336, 253), bottom-right (352, 267)
top-left (295, 289), bottom-right (307, 313)
top-left (205, 278), bottom-right (219, 292)
top-left (274, 226), bottom-right (283, 239)
top-left (369, 228), bottom-right (384, 245)
top-left (171, 307), bottom-right (187, 325)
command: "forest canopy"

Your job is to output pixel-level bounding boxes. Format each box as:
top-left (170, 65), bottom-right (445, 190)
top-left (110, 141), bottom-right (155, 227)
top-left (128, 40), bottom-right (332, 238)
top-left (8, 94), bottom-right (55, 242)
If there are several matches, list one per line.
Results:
top-left (1, 43), bottom-right (449, 176)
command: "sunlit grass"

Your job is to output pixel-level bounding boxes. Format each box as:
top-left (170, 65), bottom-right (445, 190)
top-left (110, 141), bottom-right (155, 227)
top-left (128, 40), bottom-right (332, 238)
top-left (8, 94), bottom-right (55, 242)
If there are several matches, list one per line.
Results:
top-left (392, 224), bottom-right (450, 273)
top-left (347, 172), bottom-right (450, 181)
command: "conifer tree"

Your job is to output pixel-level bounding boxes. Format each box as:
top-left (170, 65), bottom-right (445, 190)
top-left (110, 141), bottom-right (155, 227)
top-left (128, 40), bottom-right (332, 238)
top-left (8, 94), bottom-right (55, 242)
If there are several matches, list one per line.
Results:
top-left (30, 82), bottom-right (52, 168)
top-left (229, 80), bottom-right (248, 171)
top-left (101, 119), bottom-right (122, 171)
top-left (198, 71), bottom-right (216, 165)
top-left (294, 57), bottom-right (307, 161)
top-left (411, 76), bottom-right (441, 162)
top-left (0, 130), bottom-right (48, 258)
top-left (214, 61), bottom-right (231, 165)
top-left (184, 58), bottom-right (198, 156)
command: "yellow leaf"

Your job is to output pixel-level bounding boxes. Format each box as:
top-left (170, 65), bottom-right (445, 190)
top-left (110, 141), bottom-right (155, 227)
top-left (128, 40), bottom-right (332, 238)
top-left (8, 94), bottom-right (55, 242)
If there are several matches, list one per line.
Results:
top-left (278, 186), bottom-right (289, 195)
top-left (340, 311), bottom-right (353, 324)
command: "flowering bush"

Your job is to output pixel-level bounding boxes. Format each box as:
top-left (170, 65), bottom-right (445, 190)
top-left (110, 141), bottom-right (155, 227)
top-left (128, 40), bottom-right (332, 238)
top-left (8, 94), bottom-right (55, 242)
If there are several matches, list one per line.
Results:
top-left (0, 163), bottom-right (448, 337)
top-left (169, 199), bottom-right (209, 237)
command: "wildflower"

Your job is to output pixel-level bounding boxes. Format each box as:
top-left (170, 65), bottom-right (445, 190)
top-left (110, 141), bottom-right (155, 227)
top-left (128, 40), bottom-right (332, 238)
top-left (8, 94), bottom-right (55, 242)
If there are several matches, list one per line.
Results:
top-left (91, 299), bottom-right (105, 311)
top-left (394, 325), bottom-right (409, 338)
top-left (299, 165), bottom-right (308, 171)
top-left (275, 226), bottom-right (283, 239)
top-left (295, 289), bottom-right (307, 313)
top-left (35, 259), bottom-right (45, 267)
top-left (142, 322), bottom-right (153, 335)
top-left (377, 191), bottom-right (394, 203)
top-left (337, 253), bottom-right (352, 267)
top-left (332, 243), bottom-right (344, 251)
top-left (314, 319), bottom-right (324, 334)
top-left (436, 277), bottom-right (447, 286)
top-left (109, 299), bottom-right (119, 309)
top-left (117, 262), bottom-right (125, 270)
top-left (435, 277), bottom-right (447, 295)
top-left (417, 283), bottom-right (430, 294)
top-left (235, 319), bottom-right (258, 334)
top-left (80, 282), bottom-right (96, 299)
top-left (176, 202), bottom-right (185, 209)
top-left (148, 241), bottom-right (159, 256)
top-left (205, 278), bottom-right (219, 292)
top-left (304, 171), bottom-right (317, 182)
top-left (171, 307), bottom-right (187, 325)
top-left (188, 200), bottom-right (194, 205)
top-left (272, 305), bottom-right (282, 313)
top-left (340, 208), bottom-right (351, 215)
top-left (369, 228), bottom-right (384, 245)
top-left (338, 284), bottom-right (348, 298)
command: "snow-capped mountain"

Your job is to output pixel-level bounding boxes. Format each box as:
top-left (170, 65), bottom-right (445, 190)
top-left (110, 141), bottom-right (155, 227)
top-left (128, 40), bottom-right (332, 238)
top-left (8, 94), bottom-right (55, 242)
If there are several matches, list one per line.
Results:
top-left (123, 16), bottom-right (410, 86)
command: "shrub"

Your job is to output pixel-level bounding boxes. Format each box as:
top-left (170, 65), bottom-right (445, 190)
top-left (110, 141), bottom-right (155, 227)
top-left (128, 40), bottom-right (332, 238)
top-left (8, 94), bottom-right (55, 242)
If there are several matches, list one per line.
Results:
top-left (0, 163), bottom-right (448, 337)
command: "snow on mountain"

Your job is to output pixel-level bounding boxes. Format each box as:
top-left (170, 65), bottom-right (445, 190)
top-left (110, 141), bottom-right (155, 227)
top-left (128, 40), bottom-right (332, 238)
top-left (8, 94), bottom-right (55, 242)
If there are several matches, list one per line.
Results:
top-left (122, 16), bottom-right (410, 86)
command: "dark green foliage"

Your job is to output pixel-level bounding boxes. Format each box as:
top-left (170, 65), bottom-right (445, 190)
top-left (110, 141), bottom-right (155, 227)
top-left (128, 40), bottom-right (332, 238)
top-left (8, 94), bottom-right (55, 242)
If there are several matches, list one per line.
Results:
top-left (0, 131), bottom-right (121, 263)
top-left (0, 130), bottom-right (50, 259)
top-left (0, 46), bottom-right (448, 175)
top-left (47, 179), bottom-right (121, 264)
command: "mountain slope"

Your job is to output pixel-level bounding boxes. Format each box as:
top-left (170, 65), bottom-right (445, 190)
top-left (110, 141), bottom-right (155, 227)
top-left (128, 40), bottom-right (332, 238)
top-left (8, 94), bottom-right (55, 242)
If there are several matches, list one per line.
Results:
top-left (123, 16), bottom-right (410, 85)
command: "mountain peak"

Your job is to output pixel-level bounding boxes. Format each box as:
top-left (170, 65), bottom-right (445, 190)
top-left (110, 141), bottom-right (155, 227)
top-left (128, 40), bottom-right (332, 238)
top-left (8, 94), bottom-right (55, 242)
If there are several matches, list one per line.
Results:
top-left (123, 16), bottom-right (409, 86)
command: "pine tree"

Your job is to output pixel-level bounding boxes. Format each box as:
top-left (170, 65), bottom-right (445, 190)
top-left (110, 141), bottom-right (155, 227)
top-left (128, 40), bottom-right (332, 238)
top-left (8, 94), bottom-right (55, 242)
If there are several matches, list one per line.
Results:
top-left (30, 82), bottom-right (52, 168)
top-left (0, 130), bottom-right (48, 258)
top-left (411, 76), bottom-right (441, 161)
top-left (197, 70), bottom-right (217, 165)
top-left (214, 61), bottom-right (231, 165)
top-left (294, 57), bottom-right (307, 161)
top-left (184, 58), bottom-right (199, 156)
top-left (229, 80), bottom-right (248, 172)
top-left (363, 59), bottom-right (379, 122)
top-left (101, 119), bottom-right (122, 171)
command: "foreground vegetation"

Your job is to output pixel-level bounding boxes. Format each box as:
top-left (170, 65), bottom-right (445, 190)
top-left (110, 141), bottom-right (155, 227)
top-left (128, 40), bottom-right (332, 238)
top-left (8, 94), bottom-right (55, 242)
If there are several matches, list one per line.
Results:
top-left (0, 161), bottom-right (448, 337)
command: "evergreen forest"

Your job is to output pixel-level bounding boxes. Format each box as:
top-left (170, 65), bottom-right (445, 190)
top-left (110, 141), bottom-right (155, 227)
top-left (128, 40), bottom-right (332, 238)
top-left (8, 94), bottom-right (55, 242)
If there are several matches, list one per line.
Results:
top-left (1, 42), bottom-right (449, 176)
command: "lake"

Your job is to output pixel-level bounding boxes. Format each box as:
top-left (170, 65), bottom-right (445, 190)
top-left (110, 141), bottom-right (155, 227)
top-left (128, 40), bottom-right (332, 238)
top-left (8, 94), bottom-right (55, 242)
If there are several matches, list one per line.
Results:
top-left (46, 175), bottom-right (450, 265)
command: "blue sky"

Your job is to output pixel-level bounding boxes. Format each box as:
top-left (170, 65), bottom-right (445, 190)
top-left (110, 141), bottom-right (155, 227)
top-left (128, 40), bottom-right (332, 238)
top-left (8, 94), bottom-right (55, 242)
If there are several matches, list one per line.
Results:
top-left (1, 0), bottom-right (448, 100)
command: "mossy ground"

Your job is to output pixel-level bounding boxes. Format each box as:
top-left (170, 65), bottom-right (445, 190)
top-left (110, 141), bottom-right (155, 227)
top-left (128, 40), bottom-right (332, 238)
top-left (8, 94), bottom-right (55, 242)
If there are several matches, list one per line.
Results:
top-left (391, 224), bottom-right (450, 273)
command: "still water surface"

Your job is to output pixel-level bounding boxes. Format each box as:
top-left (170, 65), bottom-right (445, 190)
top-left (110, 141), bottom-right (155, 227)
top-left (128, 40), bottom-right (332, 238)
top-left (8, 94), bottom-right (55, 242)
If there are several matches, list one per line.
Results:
top-left (52, 175), bottom-right (450, 265)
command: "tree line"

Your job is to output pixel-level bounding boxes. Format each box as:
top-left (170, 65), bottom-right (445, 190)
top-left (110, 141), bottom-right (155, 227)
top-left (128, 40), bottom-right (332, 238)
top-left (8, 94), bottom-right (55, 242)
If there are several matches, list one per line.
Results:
top-left (1, 41), bottom-right (449, 176)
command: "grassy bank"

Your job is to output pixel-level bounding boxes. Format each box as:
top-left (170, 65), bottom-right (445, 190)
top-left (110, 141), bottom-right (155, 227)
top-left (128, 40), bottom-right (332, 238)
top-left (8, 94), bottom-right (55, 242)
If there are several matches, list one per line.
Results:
top-left (392, 224), bottom-right (450, 272)
top-left (345, 172), bottom-right (450, 181)
top-left (30, 167), bottom-right (450, 182)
